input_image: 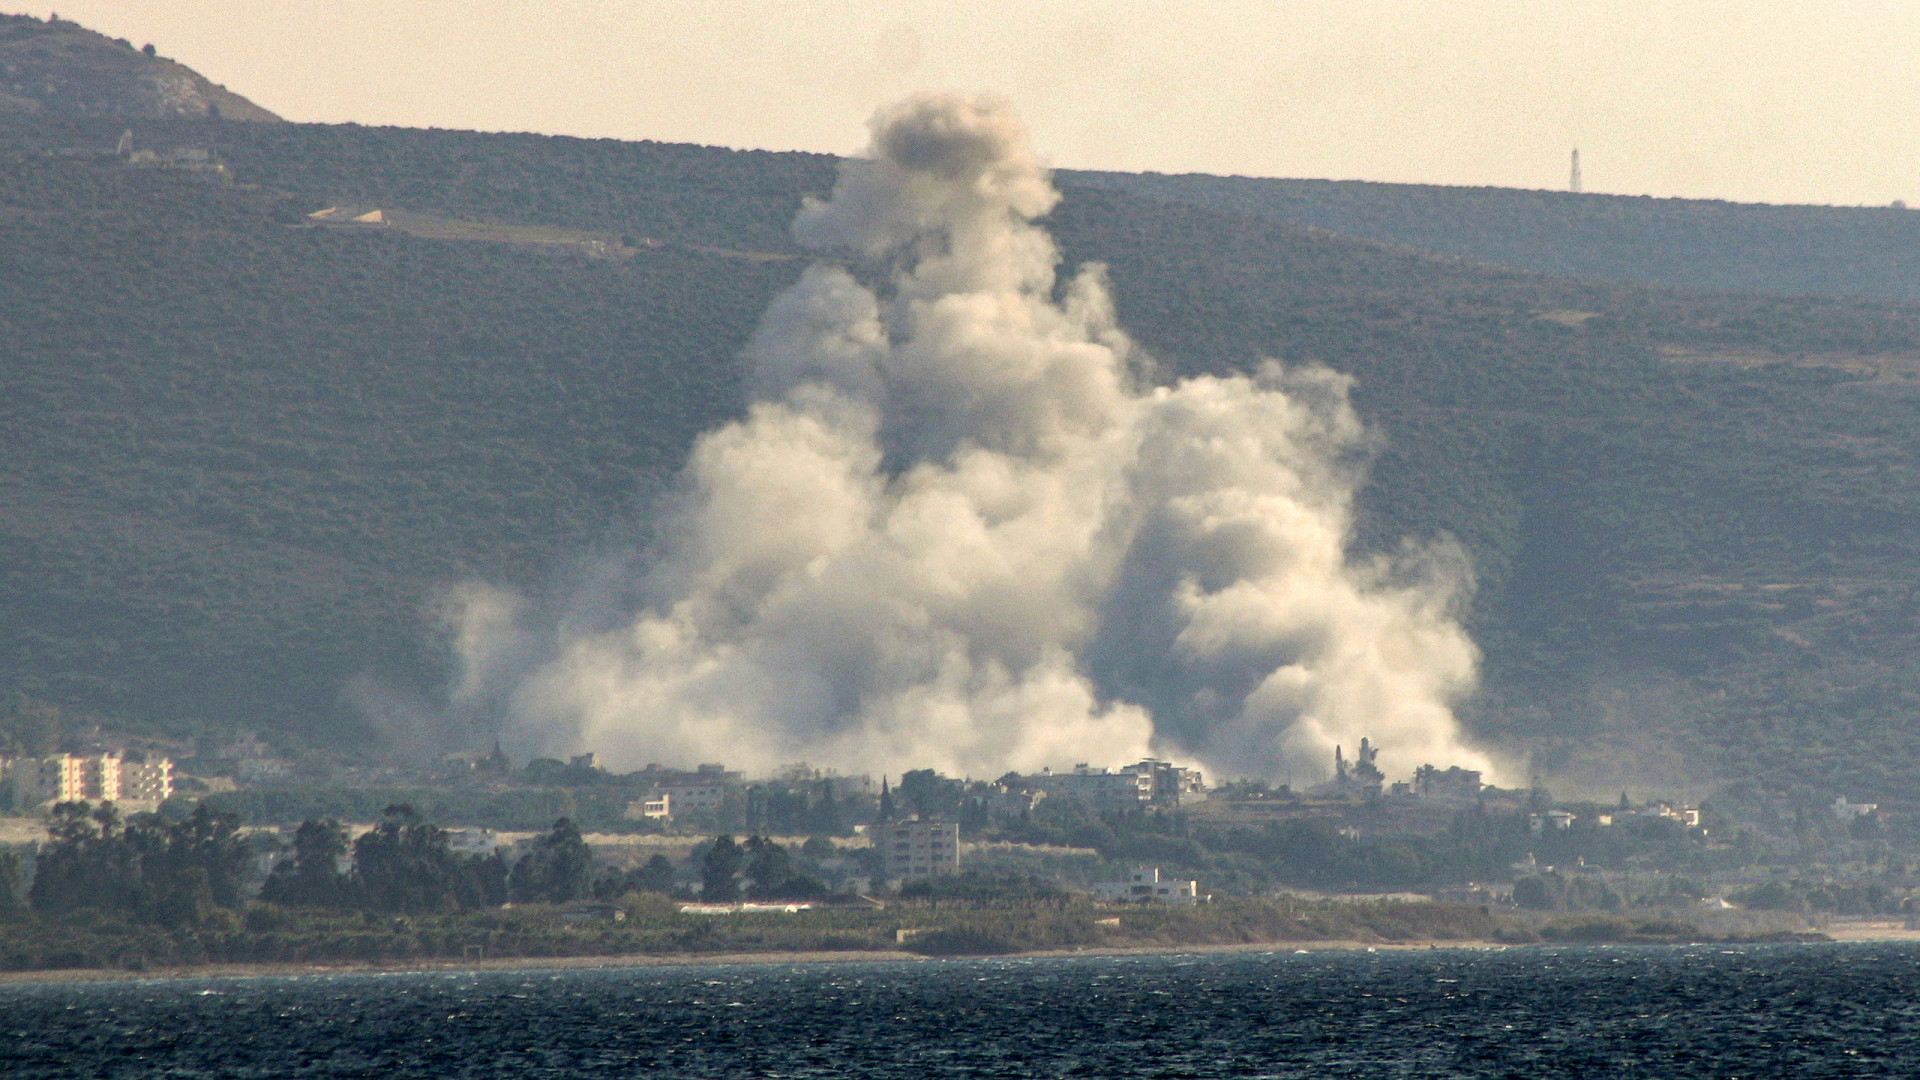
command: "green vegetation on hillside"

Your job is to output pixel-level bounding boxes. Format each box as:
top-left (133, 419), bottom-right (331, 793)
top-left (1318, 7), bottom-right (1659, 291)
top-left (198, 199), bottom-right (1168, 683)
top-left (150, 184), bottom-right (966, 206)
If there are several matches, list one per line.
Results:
top-left (0, 117), bottom-right (1918, 814)
top-left (0, 146), bottom-right (796, 745)
top-left (1070, 169), bottom-right (1920, 303)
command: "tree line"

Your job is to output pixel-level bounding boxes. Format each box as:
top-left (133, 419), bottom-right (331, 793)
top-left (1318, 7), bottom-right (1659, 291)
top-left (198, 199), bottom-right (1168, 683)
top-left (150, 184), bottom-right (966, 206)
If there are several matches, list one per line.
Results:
top-left (9, 800), bottom-right (864, 923)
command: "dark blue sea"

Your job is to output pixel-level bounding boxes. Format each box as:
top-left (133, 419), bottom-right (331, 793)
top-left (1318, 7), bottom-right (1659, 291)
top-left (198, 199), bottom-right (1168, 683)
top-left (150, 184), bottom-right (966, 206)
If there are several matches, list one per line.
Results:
top-left (4, 944), bottom-right (1918, 1078)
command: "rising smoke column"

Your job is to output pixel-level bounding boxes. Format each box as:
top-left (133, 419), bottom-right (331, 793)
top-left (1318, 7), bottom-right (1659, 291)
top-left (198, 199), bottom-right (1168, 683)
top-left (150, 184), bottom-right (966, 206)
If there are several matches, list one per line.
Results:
top-left (456, 94), bottom-right (1495, 784)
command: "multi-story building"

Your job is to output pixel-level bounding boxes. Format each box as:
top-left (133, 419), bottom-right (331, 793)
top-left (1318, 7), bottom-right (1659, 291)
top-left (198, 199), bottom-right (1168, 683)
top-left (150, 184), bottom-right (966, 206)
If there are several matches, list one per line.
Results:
top-left (878, 819), bottom-right (960, 881)
top-left (1037, 764), bottom-right (1153, 807)
top-left (1127, 760), bottom-right (1207, 805)
top-left (1018, 761), bottom-right (1206, 809)
top-left (659, 781), bottom-right (727, 814)
top-left (120, 757), bottom-right (174, 804)
top-left (38, 753), bottom-right (119, 804)
top-left (626, 762), bottom-right (740, 816)
top-left (5, 753), bottom-right (174, 810)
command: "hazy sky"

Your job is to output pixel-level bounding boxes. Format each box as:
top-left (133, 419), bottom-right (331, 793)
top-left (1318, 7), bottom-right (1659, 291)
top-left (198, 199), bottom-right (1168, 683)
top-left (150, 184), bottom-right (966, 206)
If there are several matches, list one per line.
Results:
top-left (36, 1), bottom-right (1920, 205)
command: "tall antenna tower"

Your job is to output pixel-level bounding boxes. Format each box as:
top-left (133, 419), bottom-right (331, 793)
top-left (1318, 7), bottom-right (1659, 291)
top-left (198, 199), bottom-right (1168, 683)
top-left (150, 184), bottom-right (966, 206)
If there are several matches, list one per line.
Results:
top-left (1570, 148), bottom-right (1582, 193)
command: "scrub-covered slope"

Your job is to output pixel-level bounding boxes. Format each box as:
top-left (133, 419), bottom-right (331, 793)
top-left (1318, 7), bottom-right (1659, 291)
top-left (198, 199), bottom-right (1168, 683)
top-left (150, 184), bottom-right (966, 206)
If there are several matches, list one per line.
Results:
top-left (1, 117), bottom-right (1917, 808)
top-left (0, 14), bottom-right (279, 122)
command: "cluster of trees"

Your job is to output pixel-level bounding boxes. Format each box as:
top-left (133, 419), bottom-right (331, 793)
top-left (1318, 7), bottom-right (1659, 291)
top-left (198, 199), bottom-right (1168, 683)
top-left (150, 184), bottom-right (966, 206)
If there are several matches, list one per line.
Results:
top-left (14, 802), bottom-right (615, 924)
top-left (1731, 879), bottom-right (1915, 916)
top-left (739, 782), bottom-right (853, 836)
top-left (694, 835), bottom-right (840, 902)
top-left (253, 808), bottom-right (852, 913)
top-left (974, 792), bottom-right (1739, 894)
top-left (1511, 872), bottom-right (1622, 912)
top-left (27, 803), bottom-right (250, 927)
top-left (260, 805), bottom-right (594, 912)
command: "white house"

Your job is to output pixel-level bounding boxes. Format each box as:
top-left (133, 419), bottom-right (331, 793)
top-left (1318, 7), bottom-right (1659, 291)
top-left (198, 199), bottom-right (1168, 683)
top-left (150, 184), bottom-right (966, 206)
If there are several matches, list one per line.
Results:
top-left (1093, 867), bottom-right (1202, 905)
top-left (1833, 796), bottom-right (1878, 822)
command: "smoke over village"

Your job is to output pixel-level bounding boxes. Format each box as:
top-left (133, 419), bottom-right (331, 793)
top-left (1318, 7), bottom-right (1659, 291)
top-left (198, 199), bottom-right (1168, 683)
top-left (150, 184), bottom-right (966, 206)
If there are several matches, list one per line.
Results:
top-left (7, 6), bottom-right (1920, 1013)
top-left (448, 95), bottom-right (1498, 788)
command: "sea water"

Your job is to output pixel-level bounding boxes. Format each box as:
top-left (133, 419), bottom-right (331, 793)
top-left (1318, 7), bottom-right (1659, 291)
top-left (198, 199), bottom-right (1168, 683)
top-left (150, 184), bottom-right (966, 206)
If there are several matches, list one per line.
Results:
top-left (3, 944), bottom-right (1917, 1077)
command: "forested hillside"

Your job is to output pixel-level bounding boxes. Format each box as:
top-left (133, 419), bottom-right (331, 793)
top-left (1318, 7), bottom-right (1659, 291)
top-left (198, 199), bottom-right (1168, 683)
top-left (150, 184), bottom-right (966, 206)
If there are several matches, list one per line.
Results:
top-left (3, 116), bottom-right (1918, 811)
top-left (1069, 170), bottom-right (1920, 304)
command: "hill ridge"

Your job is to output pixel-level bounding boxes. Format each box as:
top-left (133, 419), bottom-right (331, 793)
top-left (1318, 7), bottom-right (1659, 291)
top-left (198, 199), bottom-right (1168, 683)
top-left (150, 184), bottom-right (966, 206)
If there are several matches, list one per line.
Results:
top-left (1, 116), bottom-right (1918, 811)
top-left (0, 13), bottom-right (279, 122)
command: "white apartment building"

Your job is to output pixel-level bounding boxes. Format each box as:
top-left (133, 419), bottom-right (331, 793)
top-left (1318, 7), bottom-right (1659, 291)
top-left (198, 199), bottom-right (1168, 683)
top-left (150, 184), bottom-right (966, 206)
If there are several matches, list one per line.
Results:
top-left (880, 819), bottom-right (960, 881)
top-left (1047, 764), bottom-right (1153, 806)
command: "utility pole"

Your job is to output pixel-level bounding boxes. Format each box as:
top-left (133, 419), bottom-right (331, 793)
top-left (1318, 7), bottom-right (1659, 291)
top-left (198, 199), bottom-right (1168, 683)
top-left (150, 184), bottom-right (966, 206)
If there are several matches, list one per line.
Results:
top-left (1570, 148), bottom-right (1582, 193)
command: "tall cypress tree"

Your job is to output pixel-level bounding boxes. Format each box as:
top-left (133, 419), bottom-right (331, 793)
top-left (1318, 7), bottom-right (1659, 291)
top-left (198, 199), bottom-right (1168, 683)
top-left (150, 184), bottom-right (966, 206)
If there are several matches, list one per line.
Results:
top-left (700, 835), bottom-right (742, 902)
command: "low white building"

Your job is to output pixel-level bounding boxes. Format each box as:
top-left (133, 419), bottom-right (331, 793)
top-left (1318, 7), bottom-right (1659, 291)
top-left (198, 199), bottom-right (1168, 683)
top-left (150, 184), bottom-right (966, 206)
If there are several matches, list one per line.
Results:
top-left (1528, 810), bottom-right (1577, 835)
top-left (1833, 796), bottom-right (1878, 822)
top-left (1093, 867), bottom-right (1202, 905)
top-left (624, 793), bottom-right (674, 820)
top-left (446, 828), bottom-right (508, 857)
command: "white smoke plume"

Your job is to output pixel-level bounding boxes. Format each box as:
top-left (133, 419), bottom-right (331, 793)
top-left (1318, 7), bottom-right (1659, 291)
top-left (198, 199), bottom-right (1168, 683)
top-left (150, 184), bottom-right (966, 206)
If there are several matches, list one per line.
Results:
top-left (454, 94), bottom-right (1497, 785)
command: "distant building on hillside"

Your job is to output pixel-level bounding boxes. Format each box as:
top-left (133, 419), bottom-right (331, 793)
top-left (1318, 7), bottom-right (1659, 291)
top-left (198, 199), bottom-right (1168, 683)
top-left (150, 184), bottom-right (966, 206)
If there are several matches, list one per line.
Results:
top-left (621, 762), bottom-right (743, 819)
top-left (624, 793), bottom-right (674, 821)
top-left (1832, 796), bottom-right (1878, 822)
top-left (446, 828), bottom-right (506, 857)
top-left (879, 819), bottom-right (960, 882)
top-left (2, 752), bottom-right (173, 810)
top-left (1016, 760), bottom-right (1206, 808)
top-left (120, 757), bottom-right (173, 803)
top-left (1057, 764), bottom-right (1154, 806)
top-left (658, 779), bottom-right (727, 814)
top-left (1414, 765), bottom-right (1483, 801)
top-left (1131, 759), bottom-right (1207, 805)
top-left (1093, 867), bottom-right (1202, 905)
top-left (1529, 810), bottom-right (1577, 835)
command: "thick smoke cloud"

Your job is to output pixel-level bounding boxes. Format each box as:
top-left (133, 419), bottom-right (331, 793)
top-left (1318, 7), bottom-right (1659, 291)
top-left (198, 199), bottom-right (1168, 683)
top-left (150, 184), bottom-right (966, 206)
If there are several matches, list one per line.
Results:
top-left (454, 94), bottom-right (1496, 784)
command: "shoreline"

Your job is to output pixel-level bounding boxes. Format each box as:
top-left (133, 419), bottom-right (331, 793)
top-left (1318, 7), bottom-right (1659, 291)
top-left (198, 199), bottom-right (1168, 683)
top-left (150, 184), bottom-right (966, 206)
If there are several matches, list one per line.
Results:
top-left (10, 929), bottom-right (1904, 988)
top-left (0, 939), bottom-right (1504, 987)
